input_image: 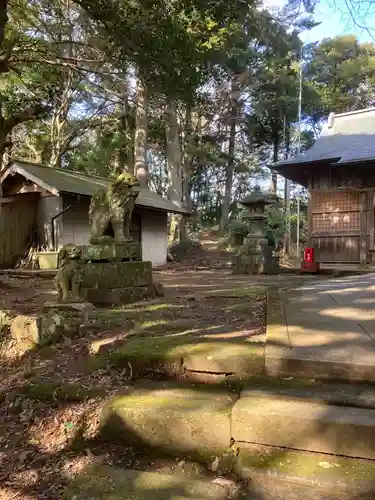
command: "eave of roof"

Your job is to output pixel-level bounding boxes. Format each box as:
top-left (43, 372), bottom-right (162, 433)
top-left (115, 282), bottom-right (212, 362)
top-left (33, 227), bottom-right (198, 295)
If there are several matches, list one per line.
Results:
top-left (1, 160), bottom-right (190, 215)
top-left (270, 107), bottom-right (375, 185)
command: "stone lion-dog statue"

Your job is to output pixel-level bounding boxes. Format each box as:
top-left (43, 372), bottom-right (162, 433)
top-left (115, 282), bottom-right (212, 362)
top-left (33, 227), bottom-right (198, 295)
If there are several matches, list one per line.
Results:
top-left (89, 172), bottom-right (140, 245)
top-left (54, 244), bottom-right (85, 302)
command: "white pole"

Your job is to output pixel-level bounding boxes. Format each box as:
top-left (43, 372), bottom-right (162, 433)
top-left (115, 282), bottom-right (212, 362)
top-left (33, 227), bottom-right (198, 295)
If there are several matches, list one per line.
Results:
top-left (296, 44), bottom-right (303, 257)
top-left (283, 115), bottom-right (291, 255)
top-left (297, 195), bottom-right (300, 258)
top-left (297, 45), bottom-right (303, 155)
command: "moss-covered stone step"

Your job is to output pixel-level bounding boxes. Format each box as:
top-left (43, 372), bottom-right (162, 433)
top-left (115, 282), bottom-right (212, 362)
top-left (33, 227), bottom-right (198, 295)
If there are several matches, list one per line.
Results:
top-left (64, 466), bottom-right (230, 500)
top-left (100, 387), bottom-right (236, 461)
top-left (64, 461), bottom-right (375, 500)
top-left (240, 446), bottom-right (375, 499)
top-left (232, 392), bottom-right (375, 460)
top-left (100, 382), bottom-right (375, 463)
top-left (105, 336), bottom-right (265, 382)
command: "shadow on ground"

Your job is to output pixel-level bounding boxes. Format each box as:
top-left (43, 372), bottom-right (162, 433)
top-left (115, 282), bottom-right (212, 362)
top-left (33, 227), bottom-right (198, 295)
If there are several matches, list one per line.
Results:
top-left (3, 271), bottom-right (375, 498)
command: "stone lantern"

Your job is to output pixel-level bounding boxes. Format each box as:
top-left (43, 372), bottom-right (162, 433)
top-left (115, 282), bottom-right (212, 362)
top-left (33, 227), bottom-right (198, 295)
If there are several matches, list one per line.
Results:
top-left (231, 186), bottom-right (279, 275)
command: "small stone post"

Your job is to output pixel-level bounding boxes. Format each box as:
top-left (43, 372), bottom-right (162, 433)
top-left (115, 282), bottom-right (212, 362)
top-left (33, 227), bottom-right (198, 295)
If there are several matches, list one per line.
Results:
top-left (231, 187), bottom-right (278, 275)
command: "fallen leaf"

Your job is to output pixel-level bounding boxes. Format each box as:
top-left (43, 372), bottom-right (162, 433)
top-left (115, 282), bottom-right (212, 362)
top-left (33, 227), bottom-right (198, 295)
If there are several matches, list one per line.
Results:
top-left (319, 461), bottom-right (340, 468)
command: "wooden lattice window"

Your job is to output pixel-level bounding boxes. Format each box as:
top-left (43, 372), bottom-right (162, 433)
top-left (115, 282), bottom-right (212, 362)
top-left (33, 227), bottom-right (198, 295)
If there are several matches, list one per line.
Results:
top-left (312, 191), bottom-right (361, 233)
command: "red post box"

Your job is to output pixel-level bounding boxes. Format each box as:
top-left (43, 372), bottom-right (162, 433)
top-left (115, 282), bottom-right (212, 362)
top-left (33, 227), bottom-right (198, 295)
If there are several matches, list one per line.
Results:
top-left (301, 247), bottom-right (320, 273)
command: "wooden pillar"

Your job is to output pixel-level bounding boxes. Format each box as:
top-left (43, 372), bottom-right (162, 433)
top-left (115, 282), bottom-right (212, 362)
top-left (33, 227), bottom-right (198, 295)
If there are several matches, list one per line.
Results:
top-left (307, 190), bottom-right (313, 248)
top-left (360, 191), bottom-right (368, 268)
top-left (369, 190), bottom-right (375, 251)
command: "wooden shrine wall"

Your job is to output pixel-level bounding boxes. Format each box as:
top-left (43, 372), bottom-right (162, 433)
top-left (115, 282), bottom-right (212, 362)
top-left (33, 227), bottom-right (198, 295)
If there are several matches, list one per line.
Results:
top-left (310, 191), bottom-right (361, 262)
top-left (308, 165), bottom-right (375, 264)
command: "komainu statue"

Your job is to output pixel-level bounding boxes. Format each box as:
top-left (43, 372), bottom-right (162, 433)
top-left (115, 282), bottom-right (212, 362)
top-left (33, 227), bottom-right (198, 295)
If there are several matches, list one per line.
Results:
top-left (54, 244), bottom-right (85, 302)
top-left (89, 172), bottom-right (140, 245)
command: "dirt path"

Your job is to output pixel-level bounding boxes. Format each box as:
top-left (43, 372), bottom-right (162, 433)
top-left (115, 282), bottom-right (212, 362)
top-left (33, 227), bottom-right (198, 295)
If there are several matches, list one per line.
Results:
top-left (0, 267), bottom-right (270, 499)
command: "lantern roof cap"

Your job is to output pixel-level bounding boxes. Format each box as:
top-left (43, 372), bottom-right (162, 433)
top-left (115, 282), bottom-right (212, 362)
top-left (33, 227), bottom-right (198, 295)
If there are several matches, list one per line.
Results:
top-left (240, 187), bottom-right (279, 206)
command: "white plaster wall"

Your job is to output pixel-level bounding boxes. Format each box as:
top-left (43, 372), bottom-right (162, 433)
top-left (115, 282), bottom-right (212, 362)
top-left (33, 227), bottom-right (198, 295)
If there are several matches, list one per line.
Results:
top-left (60, 195), bottom-right (91, 247)
top-left (59, 195), bottom-right (143, 248)
top-left (58, 195), bottom-right (168, 267)
top-left (140, 208), bottom-right (168, 267)
top-left (36, 195), bottom-right (62, 249)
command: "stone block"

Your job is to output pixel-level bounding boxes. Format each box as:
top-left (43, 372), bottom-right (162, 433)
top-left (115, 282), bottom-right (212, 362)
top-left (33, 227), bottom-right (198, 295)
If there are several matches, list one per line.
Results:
top-left (182, 343), bottom-right (265, 378)
top-left (231, 253), bottom-right (279, 275)
top-left (82, 261), bottom-right (153, 289)
top-left (11, 315), bottom-right (40, 347)
top-left (39, 310), bottom-right (81, 344)
top-left (64, 465), bottom-right (230, 500)
top-left (100, 388), bottom-right (235, 460)
top-left (231, 255), bottom-right (264, 275)
top-left (86, 284), bottom-right (163, 307)
top-left (80, 243), bottom-right (142, 262)
top-left (42, 301), bottom-right (95, 315)
top-left (11, 304), bottom-right (96, 347)
top-left (236, 444), bottom-right (375, 499)
top-left (232, 393), bottom-right (375, 460)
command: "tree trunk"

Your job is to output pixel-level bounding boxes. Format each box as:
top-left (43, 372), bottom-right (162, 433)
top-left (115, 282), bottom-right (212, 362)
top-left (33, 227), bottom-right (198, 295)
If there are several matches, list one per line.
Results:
top-left (179, 106), bottom-right (194, 242)
top-left (220, 78), bottom-right (238, 231)
top-left (134, 76), bottom-right (149, 187)
top-left (270, 137), bottom-right (279, 194)
top-left (49, 12), bottom-right (75, 169)
top-left (0, 107), bottom-right (49, 218)
top-left (0, 0), bottom-right (8, 219)
top-left (114, 73), bottom-right (134, 175)
top-left (166, 99), bottom-right (183, 243)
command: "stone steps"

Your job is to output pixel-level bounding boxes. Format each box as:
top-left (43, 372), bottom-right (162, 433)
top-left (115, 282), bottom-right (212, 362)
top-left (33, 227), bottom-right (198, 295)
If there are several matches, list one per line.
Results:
top-left (266, 355), bottom-right (375, 384)
top-left (64, 465), bottom-right (234, 499)
top-left (64, 463), bottom-right (375, 500)
top-left (234, 392), bottom-right (375, 460)
top-left (99, 383), bottom-right (375, 463)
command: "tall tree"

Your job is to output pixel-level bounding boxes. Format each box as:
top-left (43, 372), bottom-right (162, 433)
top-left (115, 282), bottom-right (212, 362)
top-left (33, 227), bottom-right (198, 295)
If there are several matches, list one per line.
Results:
top-left (304, 35), bottom-right (375, 118)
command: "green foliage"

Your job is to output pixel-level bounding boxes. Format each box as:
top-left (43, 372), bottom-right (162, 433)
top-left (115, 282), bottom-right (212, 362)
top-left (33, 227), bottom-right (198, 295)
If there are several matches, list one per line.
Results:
top-left (1, 0), bottom-right (372, 252)
top-left (226, 219), bottom-right (250, 247)
top-left (305, 35), bottom-right (375, 118)
top-left (168, 239), bottom-right (203, 261)
top-left (76, 0), bottom-right (256, 100)
top-left (265, 206), bottom-right (285, 247)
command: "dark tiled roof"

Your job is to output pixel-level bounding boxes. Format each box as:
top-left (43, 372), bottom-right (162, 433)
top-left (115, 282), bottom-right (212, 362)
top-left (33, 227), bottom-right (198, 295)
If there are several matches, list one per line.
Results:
top-left (274, 107), bottom-right (375, 168)
top-left (2, 160), bottom-right (190, 215)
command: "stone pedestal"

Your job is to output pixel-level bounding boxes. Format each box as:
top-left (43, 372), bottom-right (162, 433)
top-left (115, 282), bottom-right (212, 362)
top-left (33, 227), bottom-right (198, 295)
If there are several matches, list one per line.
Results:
top-left (52, 174), bottom-right (164, 310)
top-left (231, 188), bottom-right (280, 275)
top-left (80, 242), bottom-right (142, 262)
top-left (79, 244), bottom-right (164, 306)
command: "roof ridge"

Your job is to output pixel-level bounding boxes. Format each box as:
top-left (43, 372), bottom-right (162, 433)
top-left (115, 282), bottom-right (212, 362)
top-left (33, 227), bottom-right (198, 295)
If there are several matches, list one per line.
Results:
top-left (12, 158), bottom-right (113, 183)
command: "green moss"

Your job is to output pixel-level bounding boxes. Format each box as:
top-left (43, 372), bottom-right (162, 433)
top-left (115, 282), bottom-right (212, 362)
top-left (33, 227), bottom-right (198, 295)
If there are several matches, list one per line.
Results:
top-left (205, 286), bottom-right (267, 299)
top-left (141, 319), bottom-right (169, 329)
top-left (109, 335), bottom-right (263, 363)
top-left (119, 303), bottom-right (176, 313)
top-left (64, 466), bottom-right (227, 500)
top-left (225, 303), bottom-right (255, 313)
top-left (239, 445), bottom-right (375, 481)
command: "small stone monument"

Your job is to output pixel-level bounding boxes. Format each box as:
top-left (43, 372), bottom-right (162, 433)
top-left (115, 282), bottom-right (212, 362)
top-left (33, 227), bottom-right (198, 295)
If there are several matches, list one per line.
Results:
top-left (231, 187), bottom-right (279, 275)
